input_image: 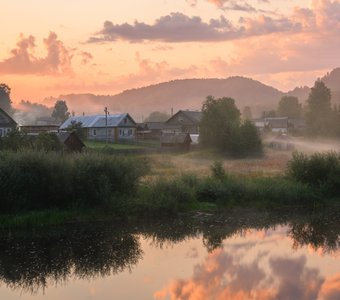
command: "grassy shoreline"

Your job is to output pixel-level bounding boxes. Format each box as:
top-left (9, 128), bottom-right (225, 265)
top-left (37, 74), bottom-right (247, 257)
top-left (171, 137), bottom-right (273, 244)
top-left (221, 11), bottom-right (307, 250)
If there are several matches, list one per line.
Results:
top-left (0, 150), bottom-right (339, 228)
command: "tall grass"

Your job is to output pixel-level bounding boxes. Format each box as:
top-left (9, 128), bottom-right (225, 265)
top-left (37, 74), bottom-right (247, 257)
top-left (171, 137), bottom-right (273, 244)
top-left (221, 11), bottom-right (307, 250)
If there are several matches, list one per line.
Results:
top-left (0, 151), bottom-right (148, 214)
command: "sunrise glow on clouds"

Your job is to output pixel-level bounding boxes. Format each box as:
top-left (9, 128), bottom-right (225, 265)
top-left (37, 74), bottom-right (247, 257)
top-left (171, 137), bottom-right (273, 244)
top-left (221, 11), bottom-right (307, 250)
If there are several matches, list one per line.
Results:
top-left (153, 226), bottom-right (340, 300)
top-left (1, 0), bottom-right (340, 104)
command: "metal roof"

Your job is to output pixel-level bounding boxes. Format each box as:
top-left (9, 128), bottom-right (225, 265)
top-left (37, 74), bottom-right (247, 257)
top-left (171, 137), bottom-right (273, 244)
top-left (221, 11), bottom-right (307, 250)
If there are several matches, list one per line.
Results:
top-left (59, 113), bottom-right (133, 129)
top-left (165, 110), bottom-right (202, 125)
top-left (180, 110), bottom-right (202, 123)
top-left (265, 117), bottom-right (288, 129)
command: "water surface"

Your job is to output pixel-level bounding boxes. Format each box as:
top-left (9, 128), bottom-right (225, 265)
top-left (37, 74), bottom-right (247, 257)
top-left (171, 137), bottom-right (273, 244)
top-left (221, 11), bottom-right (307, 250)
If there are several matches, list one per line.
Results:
top-left (0, 210), bottom-right (339, 300)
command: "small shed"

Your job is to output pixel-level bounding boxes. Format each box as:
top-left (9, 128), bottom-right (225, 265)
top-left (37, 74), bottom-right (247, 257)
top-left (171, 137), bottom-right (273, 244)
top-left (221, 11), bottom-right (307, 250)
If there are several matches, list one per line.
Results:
top-left (161, 132), bottom-right (192, 151)
top-left (57, 131), bottom-right (85, 152)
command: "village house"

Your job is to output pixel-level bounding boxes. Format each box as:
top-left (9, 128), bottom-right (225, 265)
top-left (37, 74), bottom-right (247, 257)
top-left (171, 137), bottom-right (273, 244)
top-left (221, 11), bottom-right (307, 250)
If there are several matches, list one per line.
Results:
top-left (0, 108), bottom-right (17, 137)
top-left (20, 124), bottom-right (59, 135)
top-left (59, 113), bottom-right (137, 142)
top-left (136, 121), bottom-right (165, 140)
top-left (253, 117), bottom-right (289, 133)
top-left (160, 132), bottom-right (192, 151)
top-left (163, 110), bottom-right (202, 134)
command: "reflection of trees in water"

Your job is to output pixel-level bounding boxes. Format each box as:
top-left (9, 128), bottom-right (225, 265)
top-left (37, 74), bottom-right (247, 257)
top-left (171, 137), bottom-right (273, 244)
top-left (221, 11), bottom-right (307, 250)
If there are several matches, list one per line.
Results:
top-left (198, 210), bottom-right (340, 253)
top-left (0, 225), bottom-right (142, 294)
top-left (0, 209), bottom-right (338, 294)
top-left (288, 211), bottom-right (340, 253)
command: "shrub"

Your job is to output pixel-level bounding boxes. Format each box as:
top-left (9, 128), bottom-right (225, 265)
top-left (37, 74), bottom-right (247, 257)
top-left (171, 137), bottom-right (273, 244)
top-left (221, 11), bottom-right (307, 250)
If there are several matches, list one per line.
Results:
top-left (136, 178), bottom-right (195, 216)
top-left (287, 151), bottom-right (340, 195)
top-left (211, 161), bottom-right (226, 181)
top-left (0, 151), bottom-right (148, 213)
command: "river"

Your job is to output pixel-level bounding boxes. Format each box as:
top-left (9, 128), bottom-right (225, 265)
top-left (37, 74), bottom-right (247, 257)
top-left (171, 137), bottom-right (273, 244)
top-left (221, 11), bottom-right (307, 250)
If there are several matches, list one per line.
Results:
top-left (0, 209), bottom-right (339, 300)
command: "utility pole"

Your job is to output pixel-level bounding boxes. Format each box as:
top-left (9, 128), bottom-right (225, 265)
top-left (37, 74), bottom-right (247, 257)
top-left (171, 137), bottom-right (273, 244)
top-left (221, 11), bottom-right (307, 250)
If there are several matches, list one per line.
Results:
top-left (104, 107), bottom-right (109, 144)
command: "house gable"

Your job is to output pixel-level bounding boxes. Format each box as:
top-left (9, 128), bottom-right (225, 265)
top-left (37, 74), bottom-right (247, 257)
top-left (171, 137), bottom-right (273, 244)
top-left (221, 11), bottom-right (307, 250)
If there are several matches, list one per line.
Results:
top-left (0, 108), bottom-right (17, 128)
top-left (165, 111), bottom-right (201, 127)
top-left (164, 110), bottom-right (202, 134)
top-left (117, 114), bottom-right (136, 127)
top-left (0, 108), bottom-right (17, 137)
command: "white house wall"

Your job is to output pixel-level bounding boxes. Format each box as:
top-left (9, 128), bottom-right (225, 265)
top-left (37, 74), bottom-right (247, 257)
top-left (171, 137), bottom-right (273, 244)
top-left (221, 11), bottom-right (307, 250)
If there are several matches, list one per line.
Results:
top-left (88, 127), bottom-right (135, 142)
top-left (0, 127), bottom-right (12, 137)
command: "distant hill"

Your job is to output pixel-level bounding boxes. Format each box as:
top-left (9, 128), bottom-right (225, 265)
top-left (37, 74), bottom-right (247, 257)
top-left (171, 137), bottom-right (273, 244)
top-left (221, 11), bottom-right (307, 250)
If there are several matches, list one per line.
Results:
top-left (44, 69), bottom-right (340, 121)
top-left (44, 77), bottom-right (284, 120)
top-left (287, 68), bottom-right (340, 104)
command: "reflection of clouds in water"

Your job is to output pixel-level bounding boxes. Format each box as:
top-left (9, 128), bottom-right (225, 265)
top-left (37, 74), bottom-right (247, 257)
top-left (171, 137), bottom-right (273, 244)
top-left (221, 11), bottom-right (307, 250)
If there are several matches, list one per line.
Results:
top-left (270, 256), bottom-right (323, 300)
top-left (186, 247), bottom-right (199, 259)
top-left (154, 247), bottom-right (339, 300)
top-left (319, 274), bottom-right (340, 300)
top-left (226, 226), bottom-right (289, 253)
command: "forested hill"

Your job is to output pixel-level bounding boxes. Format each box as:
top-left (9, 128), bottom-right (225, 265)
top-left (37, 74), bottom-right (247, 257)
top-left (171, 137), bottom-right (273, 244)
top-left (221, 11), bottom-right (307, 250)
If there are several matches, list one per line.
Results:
top-left (44, 69), bottom-right (340, 119)
top-left (45, 77), bottom-right (284, 118)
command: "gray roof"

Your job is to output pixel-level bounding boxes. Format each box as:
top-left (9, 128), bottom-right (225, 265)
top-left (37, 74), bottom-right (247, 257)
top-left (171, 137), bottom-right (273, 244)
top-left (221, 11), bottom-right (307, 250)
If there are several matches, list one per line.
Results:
top-left (145, 122), bottom-right (164, 130)
top-left (180, 110), bottom-right (202, 123)
top-left (0, 107), bottom-right (17, 127)
top-left (265, 117), bottom-right (288, 129)
top-left (161, 132), bottom-right (192, 144)
top-left (59, 113), bottom-right (134, 129)
top-left (165, 110), bottom-right (202, 125)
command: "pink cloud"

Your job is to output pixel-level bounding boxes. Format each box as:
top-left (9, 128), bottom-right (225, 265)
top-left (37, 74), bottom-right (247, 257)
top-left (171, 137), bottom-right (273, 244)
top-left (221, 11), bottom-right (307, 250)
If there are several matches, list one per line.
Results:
top-left (0, 32), bottom-right (73, 75)
top-left (154, 248), bottom-right (328, 300)
top-left (319, 273), bottom-right (340, 300)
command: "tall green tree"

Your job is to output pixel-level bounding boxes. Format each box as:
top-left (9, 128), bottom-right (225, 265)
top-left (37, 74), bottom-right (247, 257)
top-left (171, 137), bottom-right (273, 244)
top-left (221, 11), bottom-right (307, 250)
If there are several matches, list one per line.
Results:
top-left (0, 83), bottom-right (13, 114)
top-left (305, 80), bottom-right (333, 136)
top-left (200, 96), bottom-right (240, 149)
top-left (52, 100), bottom-right (70, 123)
top-left (277, 96), bottom-right (302, 118)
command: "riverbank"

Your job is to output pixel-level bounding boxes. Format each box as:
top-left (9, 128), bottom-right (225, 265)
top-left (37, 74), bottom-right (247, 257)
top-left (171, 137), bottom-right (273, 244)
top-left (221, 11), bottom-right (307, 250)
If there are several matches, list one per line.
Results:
top-left (0, 150), bottom-right (339, 228)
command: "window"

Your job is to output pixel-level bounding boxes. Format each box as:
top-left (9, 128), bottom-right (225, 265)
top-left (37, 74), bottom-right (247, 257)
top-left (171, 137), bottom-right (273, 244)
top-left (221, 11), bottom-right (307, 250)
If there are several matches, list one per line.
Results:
top-left (93, 129), bottom-right (97, 136)
top-left (0, 129), bottom-right (2, 137)
top-left (128, 129), bottom-right (132, 136)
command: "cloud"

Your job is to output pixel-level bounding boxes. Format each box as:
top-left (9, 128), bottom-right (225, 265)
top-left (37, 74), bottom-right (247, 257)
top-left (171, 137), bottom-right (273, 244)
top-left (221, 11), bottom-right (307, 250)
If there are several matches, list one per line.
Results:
top-left (79, 51), bottom-right (94, 65)
top-left (0, 32), bottom-right (74, 75)
top-left (207, 0), bottom-right (270, 11)
top-left (319, 273), bottom-right (340, 300)
top-left (116, 52), bottom-right (200, 88)
top-left (204, 0), bottom-right (340, 82)
top-left (88, 13), bottom-right (240, 43)
top-left (88, 10), bottom-right (300, 43)
top-left (186, 0), bottom-right (198, 7)
top-left (90, 1), bottom-right (340, 45)
top-left (154, 248), bottom-right (331, 300)
top-left (270, 256), bottom-right (324, 300)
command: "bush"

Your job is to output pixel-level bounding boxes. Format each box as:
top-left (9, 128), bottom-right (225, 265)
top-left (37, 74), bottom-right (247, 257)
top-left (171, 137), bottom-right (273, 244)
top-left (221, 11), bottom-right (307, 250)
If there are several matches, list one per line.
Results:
top-left (0, 151), bottom-right (148, 213)
top-left (136, 178), bottom-right (195, 216)
top-left (287, 151), bottom-right (340, 195)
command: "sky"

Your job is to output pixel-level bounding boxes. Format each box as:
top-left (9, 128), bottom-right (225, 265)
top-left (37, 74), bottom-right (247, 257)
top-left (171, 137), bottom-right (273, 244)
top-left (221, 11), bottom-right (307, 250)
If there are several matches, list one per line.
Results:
top-left (1, 0), bottom-right (340, 105)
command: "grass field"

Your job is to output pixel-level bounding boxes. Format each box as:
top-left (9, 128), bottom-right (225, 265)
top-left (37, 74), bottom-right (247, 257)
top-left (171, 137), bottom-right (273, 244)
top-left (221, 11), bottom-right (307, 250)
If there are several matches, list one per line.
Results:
top-left (145, 148), bottom-right (292, 180)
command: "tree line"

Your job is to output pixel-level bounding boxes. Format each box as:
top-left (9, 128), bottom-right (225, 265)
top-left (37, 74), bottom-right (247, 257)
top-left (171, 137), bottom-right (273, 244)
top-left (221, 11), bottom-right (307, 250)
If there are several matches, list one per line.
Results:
top-left (262, 80), bottom-right (340, 137)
